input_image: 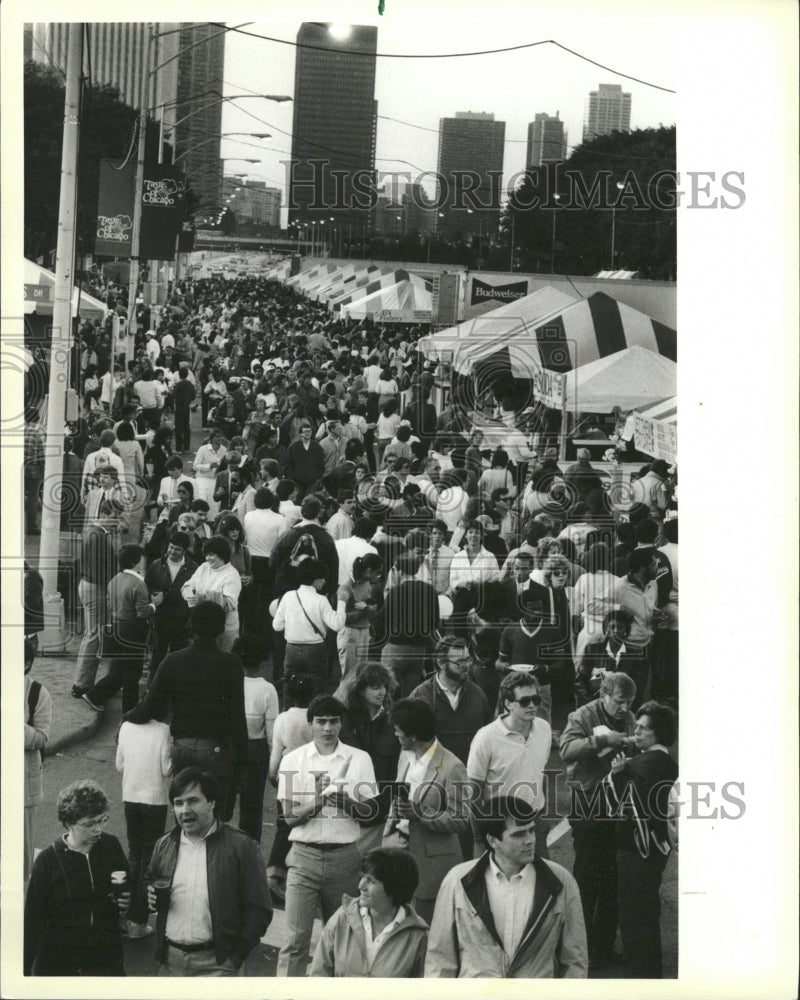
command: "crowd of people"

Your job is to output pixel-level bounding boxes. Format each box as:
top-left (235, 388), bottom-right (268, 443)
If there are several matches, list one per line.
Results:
top-left (23, 268), bottom-right (679, 979)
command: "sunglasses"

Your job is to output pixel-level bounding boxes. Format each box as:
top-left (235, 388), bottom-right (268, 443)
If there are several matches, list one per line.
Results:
top-left (514, 694), bottom-right (541, 707)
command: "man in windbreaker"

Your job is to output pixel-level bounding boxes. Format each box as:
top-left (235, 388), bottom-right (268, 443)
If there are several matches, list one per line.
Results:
top-left (424, 795), bottom-right (587, 978)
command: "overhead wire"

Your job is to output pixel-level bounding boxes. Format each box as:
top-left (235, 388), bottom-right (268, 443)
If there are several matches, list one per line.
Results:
top-left (212, 24), bottom-right (675, 93)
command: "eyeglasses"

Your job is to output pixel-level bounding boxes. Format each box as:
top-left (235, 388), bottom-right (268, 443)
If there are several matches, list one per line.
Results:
top-left (550, 570), bottom-right (569, 577)
top-left (76, 814), bottom-right (110, 830)
top-left (514, 694), bottom-right (541, 707)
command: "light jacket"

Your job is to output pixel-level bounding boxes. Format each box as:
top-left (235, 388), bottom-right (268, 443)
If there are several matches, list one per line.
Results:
top-left (382, 741), bottom-right (469, 900)
top-left (146, 820), bottom-right (272, 968)
top-left (424, 853), bottom-right (588, 978)
top-left (310, 894), bottom-right (428, 977)
top-left (24, 676), bottom-right (51, 807)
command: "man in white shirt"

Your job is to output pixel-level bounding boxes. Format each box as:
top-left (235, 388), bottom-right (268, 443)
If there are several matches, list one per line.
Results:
top-left (146, 767), bottom-right (271, 976)
top-left (145, 331), bottom-right (161, 365)
top-left (325, 494), bottom-right (355, 541)
top-left (425, 795), bottom-right (588, 978)
top-left (157, 456), bottom-right (193, 511)
top-left (335, 516), bottom-right (378, 584)
top-left (424, 519), bottom-right (457, 595)
top-left (467, 672), bottom-right (552, 858)
top-left (81, 429), bottom-right (125, 499)
top-left (277, 695), bottom-right (378, 976)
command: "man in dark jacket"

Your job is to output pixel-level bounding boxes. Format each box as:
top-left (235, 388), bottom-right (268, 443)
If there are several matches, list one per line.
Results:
top-left (171, 367), bottom-right (196, 453)
top-left (564, 448), bottom-right (603, 500)
top-left (407, 634), bottom-right (492, 767)
top-left (401, 386), bottom-right (437, 448)
top-left (144, 530), bottom-right (197, 679)
top-left (125, 602), bottom-right (248, 822)
top-left (285, 421), bottom-right (325, 500)
top-left (146, 766), bottom-right (271, 976)
top-left (271, 494), bottom-right (339, 600)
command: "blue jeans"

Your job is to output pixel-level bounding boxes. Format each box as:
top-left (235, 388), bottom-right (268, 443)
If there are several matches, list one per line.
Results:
top-left (124, 802), bottom-right (167, 925)
top-left (74, 580), bottom-right (105, 690)
top-left (278, 842), bottom-right (361, 976)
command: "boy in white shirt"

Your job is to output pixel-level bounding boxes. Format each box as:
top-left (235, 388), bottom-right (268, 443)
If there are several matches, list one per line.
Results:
top-left (232, 635), bottom-right (279, 844)
top-left (115, 711), bottom-right (172, 937)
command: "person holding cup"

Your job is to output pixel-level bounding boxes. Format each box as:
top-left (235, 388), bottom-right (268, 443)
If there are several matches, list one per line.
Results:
top-left (24, 780), bottom-right (130, 976)
top-left (145, 767), bottom-right (271, 977)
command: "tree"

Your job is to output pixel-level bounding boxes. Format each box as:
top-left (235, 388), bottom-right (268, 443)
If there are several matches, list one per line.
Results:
top-left (24, 61), bottom-right (161, 262)
top-left (504, 126), bottom-right (676, 279)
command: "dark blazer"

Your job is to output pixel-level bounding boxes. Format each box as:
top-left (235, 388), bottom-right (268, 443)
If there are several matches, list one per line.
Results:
top-left (374, 579), bottom-right (440, 646)
top-left (144, 555), bottom-right (197, 626)
top-left (285, 438), bottom-right (326, 487)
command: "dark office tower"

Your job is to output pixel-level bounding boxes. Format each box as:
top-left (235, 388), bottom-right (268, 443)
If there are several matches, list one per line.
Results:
top-left (172, 23), bottom-right (226, 217)
top-left (526, 112), bottom-right (567, 168)
top-left (289, 23), bottom-right (378, 234)
top-left (436, 112), bottom-right (505, 242)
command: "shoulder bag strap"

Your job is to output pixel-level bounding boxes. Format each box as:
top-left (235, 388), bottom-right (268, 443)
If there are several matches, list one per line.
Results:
top-left (295, 591), bottom-right (325, 639)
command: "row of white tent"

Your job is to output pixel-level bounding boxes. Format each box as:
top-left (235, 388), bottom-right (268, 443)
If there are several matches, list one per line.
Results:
top-left (263, 258), bottom-right (433, 321)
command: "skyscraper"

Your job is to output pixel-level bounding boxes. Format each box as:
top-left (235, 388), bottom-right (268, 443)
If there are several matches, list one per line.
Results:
top-left (26, 23), bottom-right (226, 216)
top-left (583, 83), bottom-right (632, 142)
top-left (526, 112), bottom-right (567, 167)
top-left (436, 112), bottom-right (505, 241)
top-left (169, 24), bottom-right (226, 216)
top-left (289, 23), bottom-right (378, 232)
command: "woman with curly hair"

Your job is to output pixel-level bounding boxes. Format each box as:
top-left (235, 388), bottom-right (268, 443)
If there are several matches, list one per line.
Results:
top-left (24, 780), bottom-right (130, 976)
top-left (336, 661), bottom-right (401, 852)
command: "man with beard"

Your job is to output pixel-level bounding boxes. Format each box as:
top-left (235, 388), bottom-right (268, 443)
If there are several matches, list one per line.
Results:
top-left (559, 671), bottom-right (636, 972)
top-left (146, 767), bottom-right (271, 976)
top-left (407, 635), bottom-right (492, 767)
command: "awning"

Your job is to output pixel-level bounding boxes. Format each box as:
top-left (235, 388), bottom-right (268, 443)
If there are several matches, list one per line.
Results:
top-left (339, 273), bottom-right (432, 321)
top-left (634, 395), bottom-right (677, 424)
top-left (563, 345), bottom-right (676, 414)
top-left (24, 258), bottom-right (108, 320)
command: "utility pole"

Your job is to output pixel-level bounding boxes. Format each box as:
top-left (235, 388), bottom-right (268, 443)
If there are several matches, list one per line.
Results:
top-left (39, 22), bottom-right (83, 651)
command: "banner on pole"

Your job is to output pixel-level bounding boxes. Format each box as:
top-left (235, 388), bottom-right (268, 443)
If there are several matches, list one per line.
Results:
top-left (634, 413), bottom-right (677, 464)
top-left (139, 165), bottom-right (186, 260)
top-left (95, 159), bottom-right (136, 257)
top-left (532, 369), bottom-right (566, 408)
top-left (177, 218), bottom-right (195, 253)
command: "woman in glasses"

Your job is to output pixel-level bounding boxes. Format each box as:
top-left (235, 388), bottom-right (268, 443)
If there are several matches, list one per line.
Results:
top-left (24, 780), bottom-right (130, 976)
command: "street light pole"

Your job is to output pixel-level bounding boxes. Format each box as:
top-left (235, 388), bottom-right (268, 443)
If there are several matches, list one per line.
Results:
top-left (550, 192), bottom-right (561, 273)
top-left (40, 22), bottom-right (83, 648)
top-left (610, 181), bottom-right (624, 268)
top-left (509, 212), bottom-right (516, 272)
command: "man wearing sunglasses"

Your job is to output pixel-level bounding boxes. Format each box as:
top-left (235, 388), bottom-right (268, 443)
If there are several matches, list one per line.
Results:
top-left (467, 671), bottom-right (552, 860)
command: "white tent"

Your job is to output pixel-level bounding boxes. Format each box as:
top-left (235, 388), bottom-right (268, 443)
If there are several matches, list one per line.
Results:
top-left (324, 265), bottom-right (395, 309)
top-left (340, 275), bottom-right (432, 320)
top-left (418, 285), bottom-right (578, 376)
top-left (24, 258), bottom-right (108, 320)
top-left (634, 395), bottom-right (677, 424)
top-left (418, 288), bottom-right (676, 376)
top-left (563, 345), bottom-right (676, 413)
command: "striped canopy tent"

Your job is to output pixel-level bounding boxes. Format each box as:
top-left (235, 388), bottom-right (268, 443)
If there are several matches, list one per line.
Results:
top-left (299, 263), bottom-right (362, 300)
top-left (285, 261), bottom-right (339, 291)
top-left (634, 394), bottom-right (677, 424)
top-left (417, 285), bottom-right (578, 377)
top-left (333, 268), bottom-right (429, 313)
top-left (263, 258), bottom-right (292, 281)
top-left (24, 258), bottom-right (108, 320)
top-left (323, 265), bottom-right (395, 309)
top-left (339, 272), bottom-right (433, 320)
top-left (563, 345), bottom-right (676, 414)
top-left (311, 262), bottom-right (375, 302)
top-left (420, 290), bottom-right (676, 377)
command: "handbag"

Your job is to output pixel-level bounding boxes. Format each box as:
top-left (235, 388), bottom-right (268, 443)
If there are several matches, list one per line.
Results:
top-left (295, 591), bottom-right (326, 639)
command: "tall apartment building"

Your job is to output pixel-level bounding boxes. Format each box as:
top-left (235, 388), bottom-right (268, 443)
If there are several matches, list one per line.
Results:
top-left (26, 22), bottom-right (226, 218)
top-left (289, 23), bottom-right (378, 231)
top-left (374, 179), bottom-right (435, 238)
top-left (436, 111), bottom-right (505, 240)
top-left (223, 177), bottom-right (281, 229)
top-left (526, 112), bottom-right (567, 167)
top-left (582, 83), bottom-right (632, 142)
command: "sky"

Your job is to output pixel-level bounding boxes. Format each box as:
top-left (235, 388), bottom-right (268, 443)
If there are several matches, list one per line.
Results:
top-left (217, 4), bottom-right (677, 224)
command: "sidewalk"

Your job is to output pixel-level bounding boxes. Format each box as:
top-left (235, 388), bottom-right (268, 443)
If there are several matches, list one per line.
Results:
top-left (30, 639), bottom-right (111, 756)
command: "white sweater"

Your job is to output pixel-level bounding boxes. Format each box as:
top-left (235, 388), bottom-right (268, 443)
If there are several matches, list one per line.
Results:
top-left (115, 720), bottom-right (172, 805)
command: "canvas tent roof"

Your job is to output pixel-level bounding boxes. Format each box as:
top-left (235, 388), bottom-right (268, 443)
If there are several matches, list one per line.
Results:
top-left (340, 275), bottom-right (432, 319)
top-left (419, 289), bottom-right (676, 376)
top-left (563, 345), bottom-right (676, 413)
top-left (418, 286), bottom-right (578, 377)
top-left (24, 258), bottom-right (108, 320)
top-left (635, 395), bottom-right (677, 424)
top-left (324, 265), bottom-right (396, 309)
top-left (332, 268), bottom-right (429, 312)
